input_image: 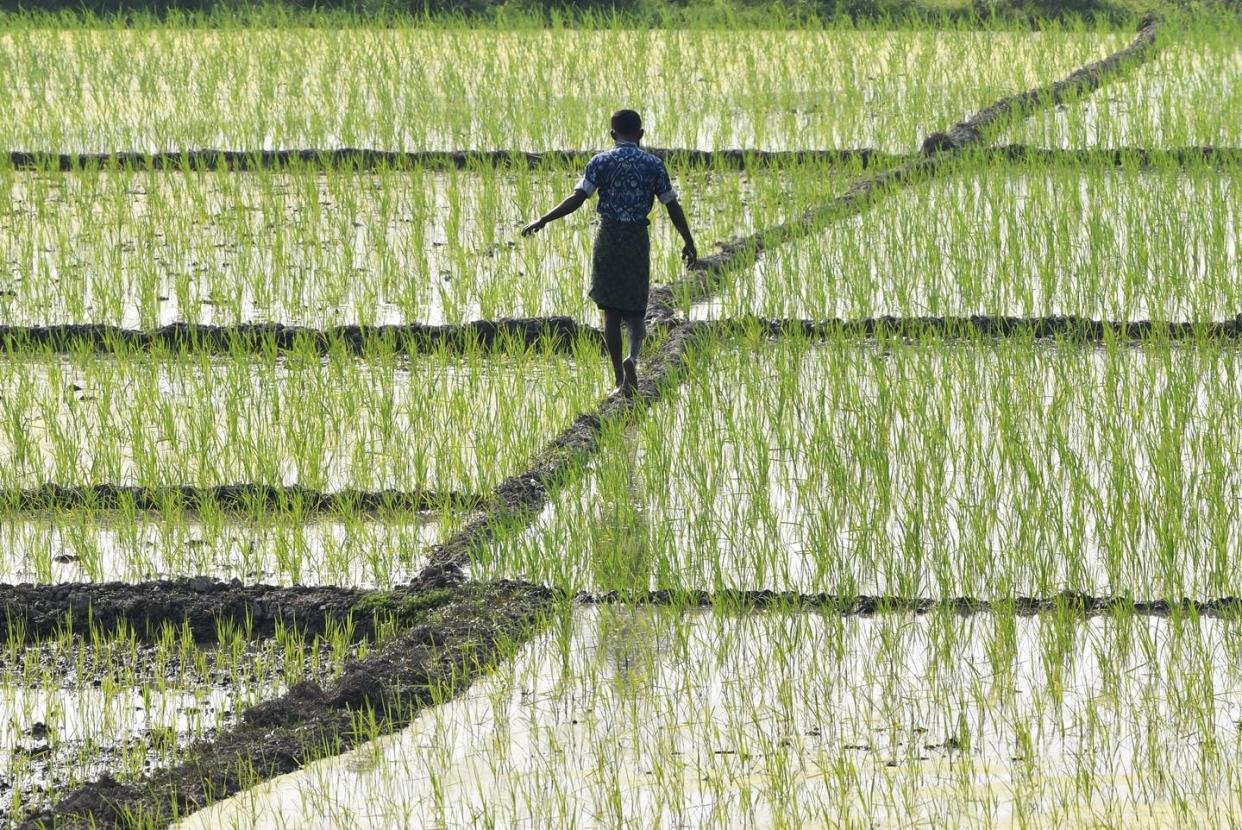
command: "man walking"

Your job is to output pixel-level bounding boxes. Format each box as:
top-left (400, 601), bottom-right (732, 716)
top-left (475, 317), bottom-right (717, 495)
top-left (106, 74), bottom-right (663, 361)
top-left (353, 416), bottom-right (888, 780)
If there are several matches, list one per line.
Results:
top-left (522, 109), bottom-right (697, 396)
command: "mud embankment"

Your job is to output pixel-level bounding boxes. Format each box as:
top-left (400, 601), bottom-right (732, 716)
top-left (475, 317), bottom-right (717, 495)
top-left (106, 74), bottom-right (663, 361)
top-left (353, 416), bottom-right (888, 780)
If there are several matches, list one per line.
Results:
top-left (2, 147), bottom-right (893, 172)
top-left (576, 588), bottom-right (1242, 618)
top-left (1, 483), bottom-right (483, 515)
top-left (0, 569), bottom-right (471, 643)
top-left (18, 579), bottom-right (552, 830)
top-left (0, 317), bottom-right (598, 356)
top-left (731, 314), bottom-right (1242, 342)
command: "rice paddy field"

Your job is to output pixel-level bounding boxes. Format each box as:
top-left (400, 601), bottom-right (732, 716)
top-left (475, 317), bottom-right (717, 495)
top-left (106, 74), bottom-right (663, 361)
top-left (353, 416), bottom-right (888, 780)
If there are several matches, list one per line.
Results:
top-left (4, 5), bottom-right (1242, 829)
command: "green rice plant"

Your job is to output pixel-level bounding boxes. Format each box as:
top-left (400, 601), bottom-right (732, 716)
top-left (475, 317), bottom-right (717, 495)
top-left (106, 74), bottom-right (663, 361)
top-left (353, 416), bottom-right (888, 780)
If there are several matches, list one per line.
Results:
top-left (179, 603), bottom-right (1242, 829)
top-left (0, 24), bottom-right (1119, 153)
top-left (0, 338), bottom-right (604, 494)
top-left (477, 327), bottom-right (1242, 600)
top-left (703, 158), bottom-right (1242, 323)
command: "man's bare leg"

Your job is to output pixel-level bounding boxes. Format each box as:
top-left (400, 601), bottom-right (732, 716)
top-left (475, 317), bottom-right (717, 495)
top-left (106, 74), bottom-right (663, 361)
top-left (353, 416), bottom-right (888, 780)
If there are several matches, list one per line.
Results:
top-left (602, 310), bottom-right (626, 393)
top-left (621, 312), bottom-right (646, 394)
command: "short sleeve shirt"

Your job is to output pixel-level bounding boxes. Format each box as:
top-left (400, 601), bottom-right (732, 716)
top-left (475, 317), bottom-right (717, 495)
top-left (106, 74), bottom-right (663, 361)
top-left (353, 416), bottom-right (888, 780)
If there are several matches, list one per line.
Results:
top-left (575, 142), bottom-right (677, 224)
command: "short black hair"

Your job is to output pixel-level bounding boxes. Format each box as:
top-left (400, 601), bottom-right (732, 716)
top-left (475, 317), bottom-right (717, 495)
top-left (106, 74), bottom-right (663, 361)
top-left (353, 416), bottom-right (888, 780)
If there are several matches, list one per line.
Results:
top-left (610, 109), bottom-right (642, 136)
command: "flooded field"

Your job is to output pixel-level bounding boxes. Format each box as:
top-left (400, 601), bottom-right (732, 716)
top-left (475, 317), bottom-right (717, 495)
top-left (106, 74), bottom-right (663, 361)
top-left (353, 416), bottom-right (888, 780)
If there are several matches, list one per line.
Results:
top-left (3, 8), bottom-right (1239, 829)
top-left (182, 605), bottom-right (1242, 829)
top-left (0, 345), bottom-right (604, 493)
top-left (0, 511), bottom-right (448, 587)
top-left (1004, 17), bottom-right (1242, 148)
top-left (2, 626), bottom-right (363, 821)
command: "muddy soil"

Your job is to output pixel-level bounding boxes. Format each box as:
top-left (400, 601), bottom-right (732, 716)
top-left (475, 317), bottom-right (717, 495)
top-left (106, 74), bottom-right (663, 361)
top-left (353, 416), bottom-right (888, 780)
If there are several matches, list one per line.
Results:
top-left (4, 147), bottom-right (894, 173)
top-left (0, 317), bottom-right (598, 355)
top-left (727, 314), bottom-right (1242, 342)
top-left (0, 567), bottom-right (467, 643)
top-left (0, 637), bottom-right (355, 823)
top-left (18, 579), bottom-right (552, 830)
top-left (2, 483), bottom-right (483, 515)
top-left (575, 588), bottom-right (1242, 617)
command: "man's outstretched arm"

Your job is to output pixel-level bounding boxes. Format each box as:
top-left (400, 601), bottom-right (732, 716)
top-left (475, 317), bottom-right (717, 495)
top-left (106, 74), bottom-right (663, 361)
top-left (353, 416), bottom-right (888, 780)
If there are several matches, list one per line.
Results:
top-left (665, 199), bottom-right (697, 265)
top-left (522, 190), bottom-right (588, 236)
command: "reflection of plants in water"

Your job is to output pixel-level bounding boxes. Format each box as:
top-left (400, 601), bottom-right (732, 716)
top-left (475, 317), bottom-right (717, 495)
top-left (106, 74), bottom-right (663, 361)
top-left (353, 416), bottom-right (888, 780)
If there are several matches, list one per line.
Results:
top-left (593, 436), bottom-right (653, 594)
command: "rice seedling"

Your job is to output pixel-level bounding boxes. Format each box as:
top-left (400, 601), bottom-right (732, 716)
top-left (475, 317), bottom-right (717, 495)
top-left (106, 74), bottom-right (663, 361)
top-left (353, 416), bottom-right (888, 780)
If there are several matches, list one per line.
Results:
top-left (1003, 12), bottom-right (1242, 148)
top-left (477, 328), bottom-right (1242, 600)
top-left (700, 157), bottom-right (1241, 323)
top-left (0, 164), bottom-right (849, 328)
top-left (0, 24), bottom-right (1119, 153)
top-left (179, 602), bottom-right (1242, 829)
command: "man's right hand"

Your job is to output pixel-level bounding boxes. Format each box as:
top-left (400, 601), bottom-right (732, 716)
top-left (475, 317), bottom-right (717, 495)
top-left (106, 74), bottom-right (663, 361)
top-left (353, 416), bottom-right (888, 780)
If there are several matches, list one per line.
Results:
top-left (682, 241), bottom-right (698, 266)
top-left (521, 219), bottom-right (546, 237)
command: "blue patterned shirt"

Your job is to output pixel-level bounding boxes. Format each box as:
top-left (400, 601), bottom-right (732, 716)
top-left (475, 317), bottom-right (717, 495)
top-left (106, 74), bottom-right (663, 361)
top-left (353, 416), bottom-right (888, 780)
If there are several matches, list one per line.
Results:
top-left (575, 142), bottom-right (677, 224)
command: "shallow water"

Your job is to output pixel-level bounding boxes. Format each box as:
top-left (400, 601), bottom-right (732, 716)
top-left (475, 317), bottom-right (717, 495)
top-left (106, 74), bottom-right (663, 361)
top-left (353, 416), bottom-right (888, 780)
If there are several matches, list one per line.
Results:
top-left (1002, 35), bottom-right (1242, 149)
top-left (0, 168), bottom-right (837, 328)
top-left (0, 511), bottom-right (448, 587)
top-left (0, 351), bottom-right (602, 495)
top-left (179, 606), bottom-right (1242, 829)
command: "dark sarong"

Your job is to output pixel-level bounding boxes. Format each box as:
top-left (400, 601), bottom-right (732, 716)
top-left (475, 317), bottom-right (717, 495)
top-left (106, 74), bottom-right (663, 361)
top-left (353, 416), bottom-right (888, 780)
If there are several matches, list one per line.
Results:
top-left (590, 218), bottom-right (650, 314)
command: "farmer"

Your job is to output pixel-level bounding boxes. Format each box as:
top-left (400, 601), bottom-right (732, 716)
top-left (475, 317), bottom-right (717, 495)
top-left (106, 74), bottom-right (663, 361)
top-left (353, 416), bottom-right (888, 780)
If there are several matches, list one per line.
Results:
top-left (522, 109), bottom-right (697, 396)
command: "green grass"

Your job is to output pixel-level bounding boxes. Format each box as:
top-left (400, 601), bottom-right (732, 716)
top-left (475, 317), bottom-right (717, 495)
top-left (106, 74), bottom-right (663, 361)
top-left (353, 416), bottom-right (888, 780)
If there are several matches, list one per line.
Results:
top-left (477, 329), bottom-right (1242, 599)
top-left (702, 158), bottom-right (1241, 322)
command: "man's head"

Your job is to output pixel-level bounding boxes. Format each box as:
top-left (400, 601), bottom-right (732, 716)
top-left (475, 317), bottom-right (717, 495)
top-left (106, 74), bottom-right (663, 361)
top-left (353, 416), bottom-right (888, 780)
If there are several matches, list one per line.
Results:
top-left (610, 109), bottom-right (643, 143)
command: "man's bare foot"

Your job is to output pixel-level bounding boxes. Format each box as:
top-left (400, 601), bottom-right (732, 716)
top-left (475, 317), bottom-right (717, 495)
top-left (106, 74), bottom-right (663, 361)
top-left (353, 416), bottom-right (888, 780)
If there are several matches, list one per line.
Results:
top-left (622, 357), bottom-right (639, 395)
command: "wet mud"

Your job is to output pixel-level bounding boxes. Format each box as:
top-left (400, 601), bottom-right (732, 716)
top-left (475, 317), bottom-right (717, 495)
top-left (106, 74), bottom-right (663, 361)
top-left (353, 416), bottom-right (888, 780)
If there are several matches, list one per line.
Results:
top-left (924, 14), bottom-right (1162, 153)
top-left (1, 483), bottom-right (484, 516)
top-left (0, 317), bottom-right (598, 356)
top-left (0, 568), bottom-right (468, 643)
top-left (733, 314), bottom-right (1242, 342)
top-left (18, 579), bottom-right (552, 830)
top-left (2, 147), bottom-right (895, 173)
top-left (576, 588), bottom-right (1242, 618)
